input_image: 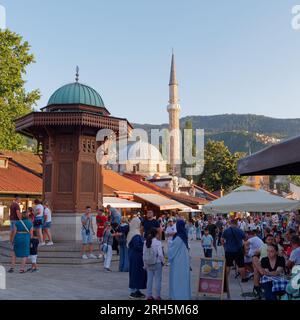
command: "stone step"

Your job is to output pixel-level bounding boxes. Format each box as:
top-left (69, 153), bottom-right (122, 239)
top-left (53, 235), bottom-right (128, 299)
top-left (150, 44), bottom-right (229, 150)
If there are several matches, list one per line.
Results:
top-left (0, 241), bottom-right (119, 265)
top-left (0, 241), bottom-right (103, 252)
top-left (0, 255), bottom-right (113, 265)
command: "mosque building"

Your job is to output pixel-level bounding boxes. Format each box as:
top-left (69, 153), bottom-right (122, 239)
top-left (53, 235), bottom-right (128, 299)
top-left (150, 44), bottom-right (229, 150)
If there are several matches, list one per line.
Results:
top-left (113, 53), bottom-right (182, 179)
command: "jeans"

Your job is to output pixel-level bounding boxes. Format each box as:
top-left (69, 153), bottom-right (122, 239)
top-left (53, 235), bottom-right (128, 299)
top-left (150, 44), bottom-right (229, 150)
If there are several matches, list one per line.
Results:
top-left (262, 281), bottom-right (277, 300)
top-left (119, 244), bottom-right (129, 272)
top-left (104, 245), bottom-right (113, 269)
top-left (146, 262), bottom-right (163, 298)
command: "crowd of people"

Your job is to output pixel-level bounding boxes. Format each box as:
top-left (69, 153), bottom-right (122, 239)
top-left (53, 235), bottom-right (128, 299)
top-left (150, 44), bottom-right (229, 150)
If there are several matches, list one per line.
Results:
top-left (92, 207), bottom-right (300, 300)
top-left (81, 207), bottom-right (192, 300)
top-left (8, 196), bottom-right (53, 274)
top-left (6, 196), bottom-right (300, 300)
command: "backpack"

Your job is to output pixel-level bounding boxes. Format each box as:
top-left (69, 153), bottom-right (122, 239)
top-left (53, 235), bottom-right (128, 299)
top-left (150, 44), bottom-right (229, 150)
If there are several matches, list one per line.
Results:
top-left (143, 246), bottom-right (157, 269)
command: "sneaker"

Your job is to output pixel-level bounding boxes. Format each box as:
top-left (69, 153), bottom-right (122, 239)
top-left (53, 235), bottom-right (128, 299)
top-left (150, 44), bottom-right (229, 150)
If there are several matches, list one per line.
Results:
top-left (26, 268), bottom-right (32, 273)
top-left (98, 254), bottom-right (103, 259)
top-left (89, 254), bottom-right (97, 259)
top-left (40, 242), bottom-right (46, 246)
top-left (135, 291), bottom-right (146, 299)
top-left (31, 268), bottom-right (38, 273)
top-left (82, 254), bottom-right (88, 260)
top-left (129, 293), bottom-right (138, 299)
top-left (8, 268), bottom-right (14, 273)
top-left (46, 241), bottom-right (54, 246)
top-left (104, 268), bottom-right (112, 272)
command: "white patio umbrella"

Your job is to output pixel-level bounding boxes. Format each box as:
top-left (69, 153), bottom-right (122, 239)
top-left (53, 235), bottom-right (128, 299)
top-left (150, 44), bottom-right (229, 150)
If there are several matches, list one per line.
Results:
top-left (203, 185), bottom-right (300, 214)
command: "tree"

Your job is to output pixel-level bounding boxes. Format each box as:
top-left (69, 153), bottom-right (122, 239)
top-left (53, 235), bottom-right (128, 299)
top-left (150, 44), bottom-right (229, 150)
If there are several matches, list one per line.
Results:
top-left (290, 176), bottom-right (300, 187)
top-left (197, 140), bottom-right (246, 192)
top-left (0, 30), bottom-right (40, 150)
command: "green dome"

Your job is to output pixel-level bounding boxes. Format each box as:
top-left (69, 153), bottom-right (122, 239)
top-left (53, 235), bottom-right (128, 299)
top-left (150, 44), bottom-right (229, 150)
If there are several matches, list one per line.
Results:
top-left (47, 82), bottom-right (105, 108)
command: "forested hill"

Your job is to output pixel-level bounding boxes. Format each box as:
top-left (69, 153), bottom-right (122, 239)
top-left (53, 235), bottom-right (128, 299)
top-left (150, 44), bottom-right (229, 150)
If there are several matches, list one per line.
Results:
top-left (133, 114), bottom-right (300, 154)
top-left (134, 114), bottom-right (300, 138)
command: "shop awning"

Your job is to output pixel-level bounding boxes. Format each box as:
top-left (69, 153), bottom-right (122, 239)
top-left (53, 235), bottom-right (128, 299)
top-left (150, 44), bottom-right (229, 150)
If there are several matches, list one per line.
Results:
top-left (238, 135), bottom-right (300, 175)
top-left (103, 197), bottom-right (142, 209)
top-left (203, 186), bottom-right (300, 214)
top-left (134, 193), bottom-right (188, 211)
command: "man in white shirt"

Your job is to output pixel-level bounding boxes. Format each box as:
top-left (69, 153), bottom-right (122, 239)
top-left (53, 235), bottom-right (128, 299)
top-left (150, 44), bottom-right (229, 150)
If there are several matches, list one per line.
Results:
top-left (240, 219), bottom-right (248, 232)
top-left (246, 230), bottom-right (264, 257)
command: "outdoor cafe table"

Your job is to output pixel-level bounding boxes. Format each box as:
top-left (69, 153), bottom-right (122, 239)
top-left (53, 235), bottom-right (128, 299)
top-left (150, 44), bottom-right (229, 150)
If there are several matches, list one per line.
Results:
top-left (260, 275), bottom-right (289, 293)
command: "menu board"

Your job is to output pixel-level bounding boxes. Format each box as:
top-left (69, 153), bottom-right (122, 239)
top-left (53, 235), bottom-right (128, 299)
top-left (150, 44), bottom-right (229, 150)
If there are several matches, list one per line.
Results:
top-left (198, 258), bottom-right (226, 299)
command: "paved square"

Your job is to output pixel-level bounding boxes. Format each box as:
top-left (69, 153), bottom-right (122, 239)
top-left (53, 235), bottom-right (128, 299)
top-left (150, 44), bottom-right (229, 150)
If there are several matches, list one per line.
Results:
top-left (0, 241), bottom-right (253, 300)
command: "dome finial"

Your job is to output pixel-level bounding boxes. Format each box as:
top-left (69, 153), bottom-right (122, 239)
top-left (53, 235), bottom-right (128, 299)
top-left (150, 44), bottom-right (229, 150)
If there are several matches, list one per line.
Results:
top-left (75, 66), bottom-right (79, 82)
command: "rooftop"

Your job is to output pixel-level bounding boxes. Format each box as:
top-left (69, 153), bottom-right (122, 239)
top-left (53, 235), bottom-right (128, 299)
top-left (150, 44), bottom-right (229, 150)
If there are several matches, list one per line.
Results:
top-left (47, 82), bottom-right (105, 108)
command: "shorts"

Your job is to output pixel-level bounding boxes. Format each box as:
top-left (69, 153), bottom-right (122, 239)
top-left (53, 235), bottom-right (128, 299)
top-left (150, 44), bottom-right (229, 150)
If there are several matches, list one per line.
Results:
top-left (10, 220), bottom-right (17, 231)
top-left (43, 222), bottom-right (52, 229)
top-left (30, 255), bottom-right (37, 264)
top-left (81, 230), bottom-right (93, 245)
top-left (225, 250), bottom-right (245, 268)
top-left (34, 218), bottom-right (44, 229)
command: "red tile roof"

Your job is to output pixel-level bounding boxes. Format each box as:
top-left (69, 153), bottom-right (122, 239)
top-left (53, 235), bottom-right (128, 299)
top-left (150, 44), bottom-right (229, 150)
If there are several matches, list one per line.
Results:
top-left (123, 173), bottom-right (209, 207)
top-left (0, 150), bottom-right (42, 176)
top-left (103, 169), bottom-right (160, 195)
top-left (0, 158), bottom-right (42, 195)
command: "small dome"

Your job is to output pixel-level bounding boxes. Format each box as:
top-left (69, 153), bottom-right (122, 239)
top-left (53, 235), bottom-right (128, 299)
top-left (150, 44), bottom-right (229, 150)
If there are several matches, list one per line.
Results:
top-left (127, 141), bottom-right (164, 162)
top-left (47, 82), bottom-right (105, 108)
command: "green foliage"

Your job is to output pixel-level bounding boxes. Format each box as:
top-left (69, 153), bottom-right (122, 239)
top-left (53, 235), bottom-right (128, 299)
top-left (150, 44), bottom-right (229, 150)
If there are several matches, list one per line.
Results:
top-left (197, 140), bottom-right (246, 192)
top-left (205, 131), bottom-right (266, 154)
top-left (180, 114), bottom-right (300, 138)
top-left (0, 29), bottom-right (40, 150)
top-left (290, 176), bottom-right (300, 187)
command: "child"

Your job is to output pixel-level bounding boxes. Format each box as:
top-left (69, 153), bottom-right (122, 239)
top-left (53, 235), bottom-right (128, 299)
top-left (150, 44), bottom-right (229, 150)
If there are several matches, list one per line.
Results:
top-left (96, 208), bottom-right (108, 259)
top-left (28, 230), bottom-right (39, 272)
top-left (143, 228), bottom-right (164, 300)
top-left (201, 228), bottom-right (213, 258)
top-left (102, 222), bottom-right (120, 272)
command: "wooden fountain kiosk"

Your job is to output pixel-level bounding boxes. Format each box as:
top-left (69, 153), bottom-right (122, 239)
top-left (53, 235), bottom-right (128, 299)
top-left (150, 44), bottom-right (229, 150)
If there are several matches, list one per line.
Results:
top-left (15, 73), bottom-right (132, 241)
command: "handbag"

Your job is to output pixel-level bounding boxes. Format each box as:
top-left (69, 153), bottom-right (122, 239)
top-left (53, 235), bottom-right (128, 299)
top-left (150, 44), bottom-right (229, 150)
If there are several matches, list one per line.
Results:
top-left (101, 230), bottom-right (110, 253)
top-left (83, 218), bottom-right (91, 236)
top-left (34, 219), bottom-right (43, 227)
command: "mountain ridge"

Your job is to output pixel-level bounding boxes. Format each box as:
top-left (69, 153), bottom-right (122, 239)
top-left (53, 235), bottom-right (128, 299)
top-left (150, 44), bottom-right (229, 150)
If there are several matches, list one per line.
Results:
top-left (132, 114), bottom-right (300, 154)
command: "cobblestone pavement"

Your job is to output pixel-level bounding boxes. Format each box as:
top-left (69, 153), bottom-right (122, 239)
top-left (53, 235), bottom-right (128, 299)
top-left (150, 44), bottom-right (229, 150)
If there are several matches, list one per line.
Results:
top-left (0, 241), bottom-right (254, 300)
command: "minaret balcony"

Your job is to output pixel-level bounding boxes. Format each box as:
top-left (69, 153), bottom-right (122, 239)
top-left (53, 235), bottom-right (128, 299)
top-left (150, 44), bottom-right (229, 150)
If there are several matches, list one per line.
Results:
top-left (167, 103), bottom-right (181, 112)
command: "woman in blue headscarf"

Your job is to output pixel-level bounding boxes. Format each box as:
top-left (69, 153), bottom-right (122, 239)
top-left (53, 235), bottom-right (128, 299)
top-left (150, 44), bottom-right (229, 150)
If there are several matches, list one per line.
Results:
top-left (168, 219), bottom-right (191, 300)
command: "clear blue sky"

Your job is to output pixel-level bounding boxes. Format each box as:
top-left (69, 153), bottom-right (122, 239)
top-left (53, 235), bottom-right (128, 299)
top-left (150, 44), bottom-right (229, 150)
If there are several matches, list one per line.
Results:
top-left (2, 0), bottom-right (300, 124)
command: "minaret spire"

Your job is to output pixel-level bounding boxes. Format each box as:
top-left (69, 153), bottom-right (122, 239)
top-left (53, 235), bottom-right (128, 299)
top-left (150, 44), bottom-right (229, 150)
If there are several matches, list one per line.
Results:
top-left (167, 52), bottom-right (181, 176)
top-left (169, 52), bottom-right (178, 86)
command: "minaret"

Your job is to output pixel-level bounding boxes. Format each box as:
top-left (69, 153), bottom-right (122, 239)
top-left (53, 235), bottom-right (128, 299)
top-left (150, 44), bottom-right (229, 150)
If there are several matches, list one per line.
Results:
top-left (167, 53), bottom-right (181, 176)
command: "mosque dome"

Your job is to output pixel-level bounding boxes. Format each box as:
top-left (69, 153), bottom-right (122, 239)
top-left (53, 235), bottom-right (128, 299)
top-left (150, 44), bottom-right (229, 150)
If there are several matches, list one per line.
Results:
top-left (47, 82), bottom-right (105, 108)
top-left (127, 141), bottom-right (164, 162)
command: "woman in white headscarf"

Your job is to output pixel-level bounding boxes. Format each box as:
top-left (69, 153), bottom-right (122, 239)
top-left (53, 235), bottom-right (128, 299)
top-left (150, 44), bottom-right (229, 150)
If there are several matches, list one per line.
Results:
top-left (127, 217), bottom-right (147, 299)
